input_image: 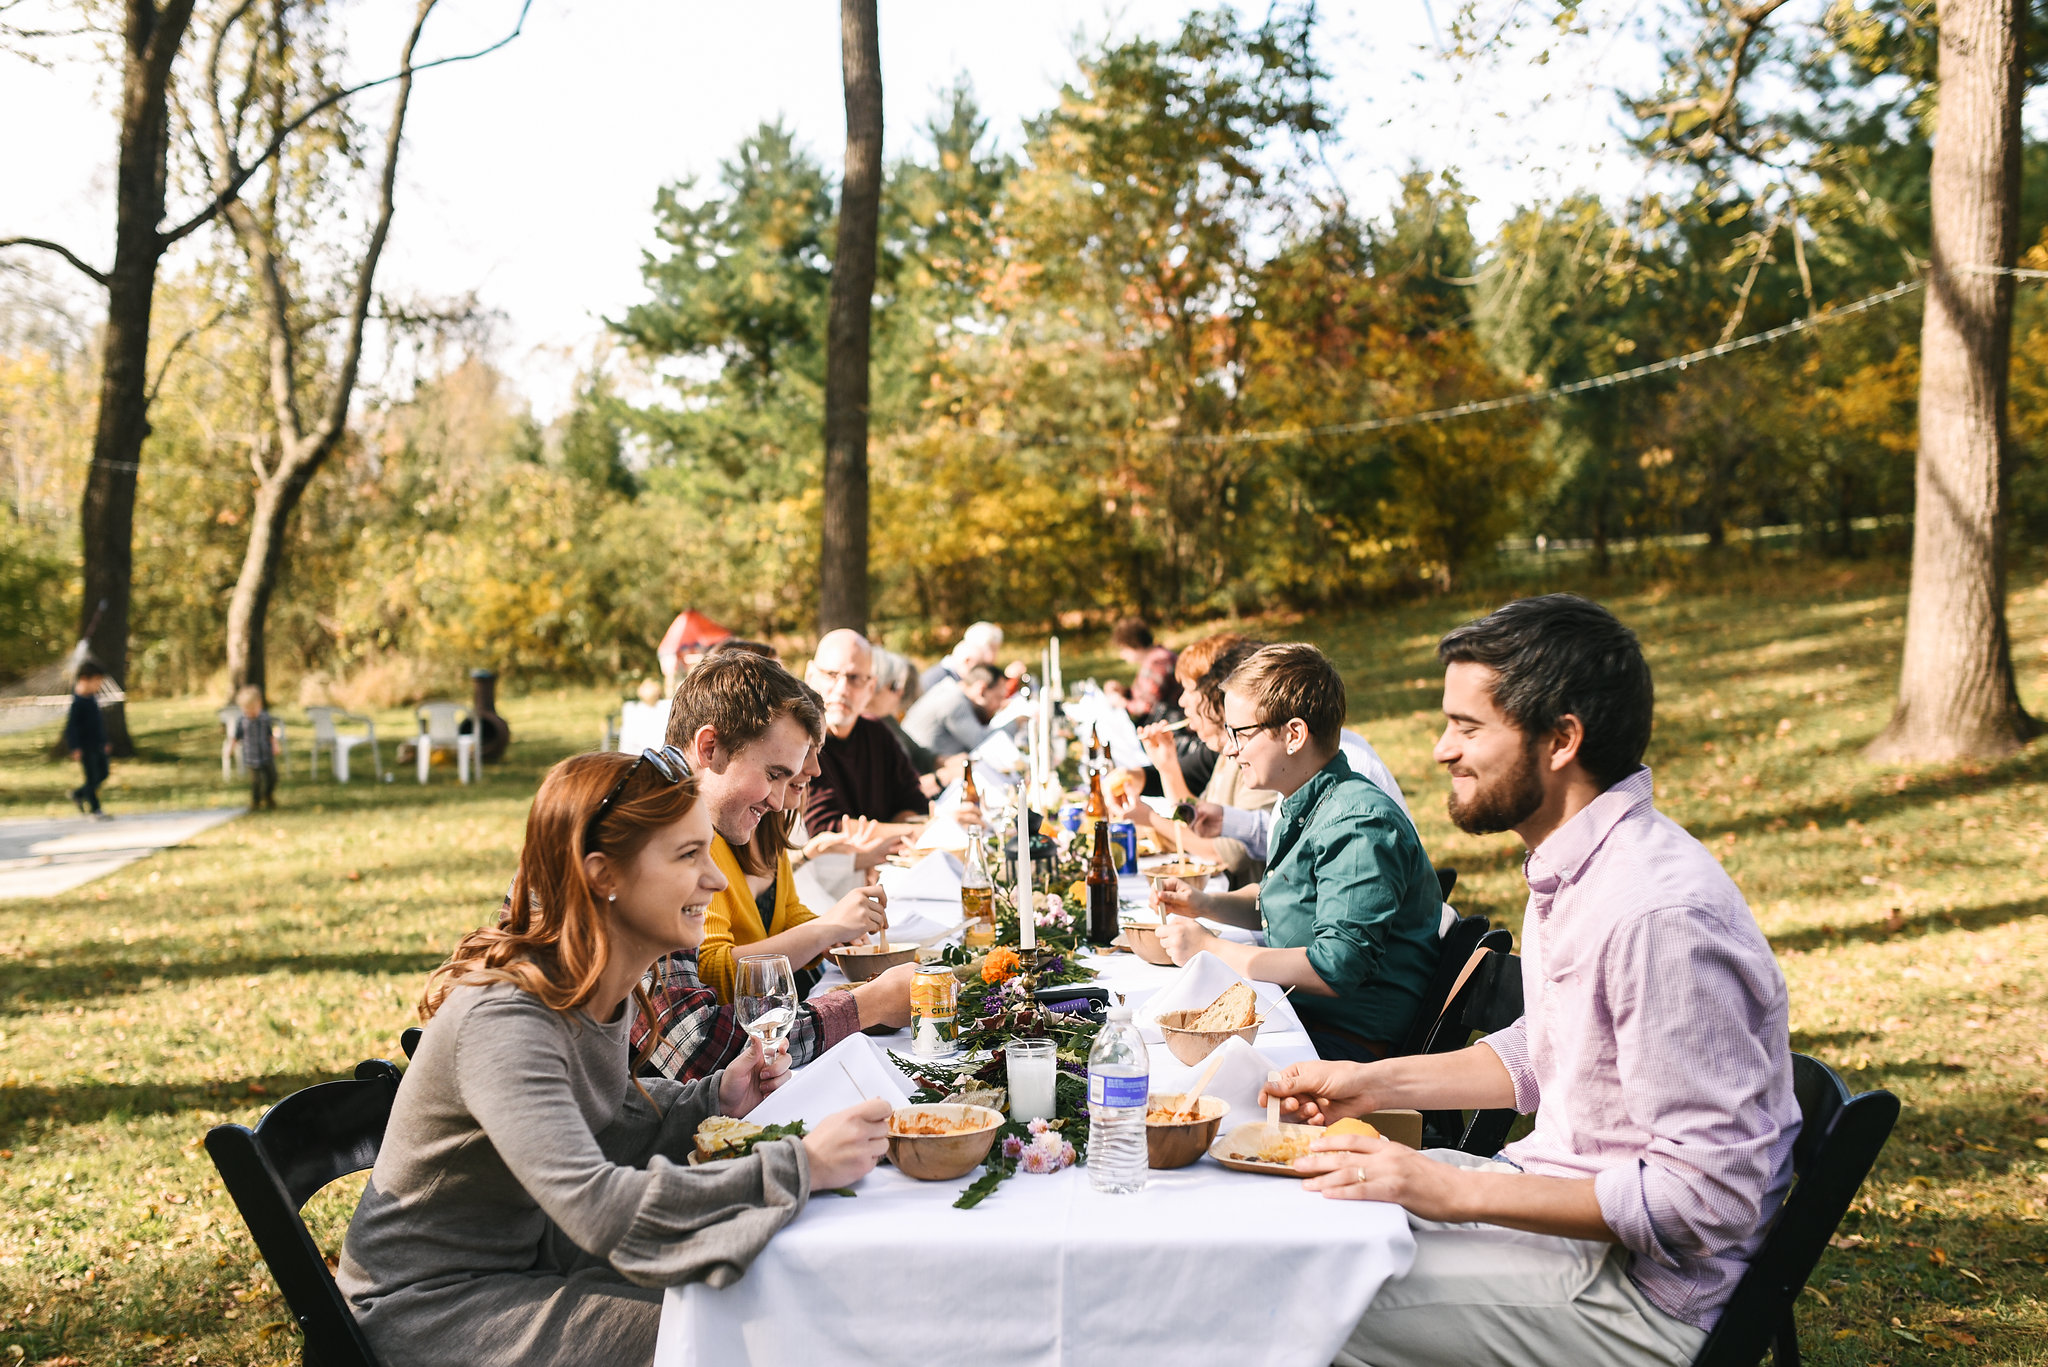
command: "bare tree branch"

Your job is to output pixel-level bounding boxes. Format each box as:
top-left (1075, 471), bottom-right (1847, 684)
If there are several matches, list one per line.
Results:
top-left (0, 236), bottom-right (109, 285)
top-left (144, 304), bottom-right (229, 405)
top-left (161, 0), bottom-right (528, 249)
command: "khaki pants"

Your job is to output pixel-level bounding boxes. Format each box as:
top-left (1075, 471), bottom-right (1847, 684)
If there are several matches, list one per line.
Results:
top-left (1334, 1151), bottom-right (1708, 1367)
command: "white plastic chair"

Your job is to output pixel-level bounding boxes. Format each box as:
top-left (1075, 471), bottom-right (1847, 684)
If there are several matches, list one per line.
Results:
top-left (307, 707), bottom-right (383, 782)
top-left (414, 702), bottom-right (477, 784)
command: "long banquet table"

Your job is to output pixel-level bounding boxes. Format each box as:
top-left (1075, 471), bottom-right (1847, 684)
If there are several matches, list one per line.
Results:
top-left (651, 879), bottom-right (1418, 1367)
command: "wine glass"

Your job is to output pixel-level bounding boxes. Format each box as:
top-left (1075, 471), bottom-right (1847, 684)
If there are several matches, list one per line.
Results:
top-left (736, 954), bottom-right (798, 1058)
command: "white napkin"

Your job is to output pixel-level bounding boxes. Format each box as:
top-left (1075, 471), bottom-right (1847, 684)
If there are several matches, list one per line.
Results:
top-left (879, 902), bottom-right (964, 946)
top-left (1137, 949), bottom-right (1307, 1037)
top-left (986, 694), bottom-right (1037, 731)
top-left (882, 851), bottom-right (964, 900)
top-left (793, 851), bottom-right (860, 913)
top-left (1063, 690), bottom-right (1150, 769)
top-left (1146, 1035), bottom-right (1284, 1122)
top-left (969, 727), bottom-right (1024, 771)
top-left (743, 1032), bottom-right (916, 1129)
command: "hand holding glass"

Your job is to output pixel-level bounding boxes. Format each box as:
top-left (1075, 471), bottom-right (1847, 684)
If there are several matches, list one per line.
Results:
top-left (736, 954), bottom-right (798, 1057)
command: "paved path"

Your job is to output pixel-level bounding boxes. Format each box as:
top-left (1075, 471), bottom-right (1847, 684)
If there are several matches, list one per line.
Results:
top-left (0, 809), bottom-right (243, 900)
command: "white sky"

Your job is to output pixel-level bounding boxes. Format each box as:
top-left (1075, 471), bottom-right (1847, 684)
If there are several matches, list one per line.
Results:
top-left (0, 0), bottom-right (1661, 418)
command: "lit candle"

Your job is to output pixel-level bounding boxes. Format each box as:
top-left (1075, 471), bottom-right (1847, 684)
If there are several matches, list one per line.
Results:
top-left (1050, 635), bottom-right (1062, 699)
top-left (1018, 798), bottom-right (1035, 950)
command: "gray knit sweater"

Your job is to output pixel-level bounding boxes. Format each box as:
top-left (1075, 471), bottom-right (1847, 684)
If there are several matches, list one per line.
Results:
top-left (337, 982), bottom-right (810, 1361)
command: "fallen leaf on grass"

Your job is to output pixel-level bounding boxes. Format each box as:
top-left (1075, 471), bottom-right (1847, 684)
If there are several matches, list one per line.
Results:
top-left (1829, 1233), bottom-right (1868, 1250)
top-left (1803, 1286), bottom-right (1832, 1306)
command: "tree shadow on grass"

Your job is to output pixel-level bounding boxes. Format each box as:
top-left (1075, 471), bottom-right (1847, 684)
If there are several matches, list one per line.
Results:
top-left (0, 949), bottom-right (444, 1014)
top-left (1767, 894), bottom-right (2048, 955)
top-left (0, 1067), bottom-right (381, 1146)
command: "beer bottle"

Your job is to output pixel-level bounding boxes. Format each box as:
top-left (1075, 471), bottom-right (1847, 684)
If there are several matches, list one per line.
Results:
top-left (1086, 807), bottom-right (1120, 946)
top-left (960, 827), bottom-right (995, 947)
top-left (960, 758), bottom-right (981, 830)
top-left (1084, 767), bottom-right (1109, 823)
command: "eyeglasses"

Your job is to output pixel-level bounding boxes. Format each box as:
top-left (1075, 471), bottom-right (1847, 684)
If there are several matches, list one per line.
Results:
top-left (586, 745), bottom-right (691, 847)
top-left (809, 666), bottom-right (872, 690)
top-left (1223, 720), bottom-right (1277, 753)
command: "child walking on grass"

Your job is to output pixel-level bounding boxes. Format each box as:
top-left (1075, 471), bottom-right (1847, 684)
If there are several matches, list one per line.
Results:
top-left (232, 685), bottom-right (280, 811)
top-left (65, 663), bottom-right (112, 819)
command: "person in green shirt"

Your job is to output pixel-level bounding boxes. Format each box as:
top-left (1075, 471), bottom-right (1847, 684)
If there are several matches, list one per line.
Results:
top-left (1154, 643), bottom-right (1444, 1060)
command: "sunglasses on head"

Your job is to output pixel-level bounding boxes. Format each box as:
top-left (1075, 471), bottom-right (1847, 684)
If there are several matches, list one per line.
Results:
top-left (586, 745), bottom-right (692, 847)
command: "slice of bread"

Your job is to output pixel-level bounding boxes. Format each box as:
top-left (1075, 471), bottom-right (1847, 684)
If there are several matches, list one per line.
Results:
top-left (693, 1115), bottom-right (761, 1161)
top-left (1189, 981), bottom-right (1258, 1032)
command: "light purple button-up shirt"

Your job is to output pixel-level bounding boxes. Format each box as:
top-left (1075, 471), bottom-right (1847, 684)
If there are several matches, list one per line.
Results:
top-left (1482, 766), bottom-right (1799, 1330)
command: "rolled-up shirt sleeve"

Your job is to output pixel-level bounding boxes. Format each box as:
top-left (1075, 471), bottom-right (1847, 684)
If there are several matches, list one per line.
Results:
top-left (1218, 804), bottom-right (1268, 858)
top-left (1480, 1017), bottom-right (1540, 1114)
top-left (1592, 908), bottom-right (1793, 1270)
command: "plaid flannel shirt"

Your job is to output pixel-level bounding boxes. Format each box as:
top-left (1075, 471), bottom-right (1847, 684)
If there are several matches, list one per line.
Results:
top-left (632, 951), bottom-right (861, 1083)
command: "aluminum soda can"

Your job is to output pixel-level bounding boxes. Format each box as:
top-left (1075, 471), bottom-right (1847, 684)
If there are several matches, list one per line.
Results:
top-left (910, 961), bottom-right (960, 1057)
top-left (1108, 820), bottom-right (1139, 876)
top-left (1059, 802), bottom-right (1085, 835)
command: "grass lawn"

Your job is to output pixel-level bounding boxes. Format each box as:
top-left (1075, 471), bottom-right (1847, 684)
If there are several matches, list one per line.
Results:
top-left (3, 551), bottom-right (2047, 1365)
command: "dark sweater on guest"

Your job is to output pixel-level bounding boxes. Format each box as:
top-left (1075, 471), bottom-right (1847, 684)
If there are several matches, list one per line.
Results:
top-left (64, 694), bottom-right (105, 754)
top-left (805, 716), bottom-right (930, 832)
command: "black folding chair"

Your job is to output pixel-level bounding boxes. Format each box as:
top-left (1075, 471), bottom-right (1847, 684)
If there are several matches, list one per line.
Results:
top-left (1396, 915), bottom-right (1494, 1057)
top-left (1688, 1054), bottom-right (1899, 1367)
top-left (205, 1060), bottom-right (400, 1367)
top-left (399, 1026), bottom-right (421, 1059)
top-left (1402, 928), bottom-right (1513, 1147)
top-left (1435, 867), bottom-right (1458, 903)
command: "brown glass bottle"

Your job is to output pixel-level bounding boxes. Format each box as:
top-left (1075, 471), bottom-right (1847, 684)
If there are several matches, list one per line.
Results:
top-left (1084, 767), bottom-right (1109, 823)
top-left (1086, 810), bottom-right (1119, 946)
top-left (959, 758), bottom-right (980, 828)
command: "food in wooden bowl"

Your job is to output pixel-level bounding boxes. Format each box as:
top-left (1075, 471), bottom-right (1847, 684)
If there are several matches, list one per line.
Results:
top-left (1155, 982), bottom-right (1263, 1064)
top-left (826, 942), bottom-right (918, 981)
top-left (885, 1103), bottom-right (1005, 1181)
top-left (1144, 1092), bottom-right (1230, 1169)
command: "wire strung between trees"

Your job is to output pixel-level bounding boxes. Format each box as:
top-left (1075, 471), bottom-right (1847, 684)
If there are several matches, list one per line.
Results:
top-left (68, 262), bottom-right (2048, 481)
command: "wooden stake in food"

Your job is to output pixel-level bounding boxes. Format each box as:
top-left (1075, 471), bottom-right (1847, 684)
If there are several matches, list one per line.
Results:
top-left (1266, 1070), bottom-right (1283, 1128)
top-left (1178, 1050), bottom-right (1229, 1115)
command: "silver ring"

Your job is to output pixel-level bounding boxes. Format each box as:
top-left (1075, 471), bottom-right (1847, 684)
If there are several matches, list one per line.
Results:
top-left (1354, 1167), bottom-right (1367, 1186)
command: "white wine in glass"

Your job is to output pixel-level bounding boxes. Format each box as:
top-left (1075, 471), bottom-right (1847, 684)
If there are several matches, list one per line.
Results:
top-left (736, 954), bottom-right (798, 1050)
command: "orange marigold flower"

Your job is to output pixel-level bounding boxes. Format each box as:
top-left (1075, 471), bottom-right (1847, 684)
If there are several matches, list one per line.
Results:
top-left (981, 947), bottom-right (1022, 984)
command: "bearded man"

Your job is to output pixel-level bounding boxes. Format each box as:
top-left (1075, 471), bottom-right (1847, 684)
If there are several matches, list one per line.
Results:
top-left (1263, 593), bottom-right (1798, 1367)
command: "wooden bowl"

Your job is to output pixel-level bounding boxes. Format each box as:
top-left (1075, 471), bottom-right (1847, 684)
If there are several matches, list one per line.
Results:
top-left (886, 1104), bottom-right (1005, 1181)
top-left (827, 943), bottom-right (918, 981)
top-left (1120, 922), bottom-right (1175, 966)
top-left (1145, 1093), bottom-right (1230, 1169)
top-left (1147, 861), bottom-right (1220, 886)
top-left (1155, 1007), bottom-right (1262, 1065)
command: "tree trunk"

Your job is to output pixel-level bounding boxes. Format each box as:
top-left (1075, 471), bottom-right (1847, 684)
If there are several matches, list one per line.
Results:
top-left (1870, 0), bottom-right (2040, 762)
top-left (224, 478), bottom-right (292, 694)
top-left (819, 0), bottom-right (881, 634)
top-left (74, 0), bottom-right (198, 753)
top-left (219, 0), bottom-right (436, 696)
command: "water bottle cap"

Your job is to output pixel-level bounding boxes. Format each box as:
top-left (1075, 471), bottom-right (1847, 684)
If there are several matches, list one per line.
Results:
top-left (1106, 1004), bottom-right (1133, 1022)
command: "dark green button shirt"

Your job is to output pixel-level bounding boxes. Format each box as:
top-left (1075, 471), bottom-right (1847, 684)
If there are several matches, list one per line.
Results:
top-left (1260, 752), bottom-right (1442, 1047)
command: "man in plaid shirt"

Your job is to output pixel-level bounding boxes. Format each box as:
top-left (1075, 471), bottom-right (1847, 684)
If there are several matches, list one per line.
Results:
top-left (634, 951), bottom-right (914, 1082)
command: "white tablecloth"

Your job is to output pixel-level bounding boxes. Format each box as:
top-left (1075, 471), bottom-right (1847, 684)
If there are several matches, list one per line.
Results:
top-left (656, 1128), bottom-right (1414, 1367)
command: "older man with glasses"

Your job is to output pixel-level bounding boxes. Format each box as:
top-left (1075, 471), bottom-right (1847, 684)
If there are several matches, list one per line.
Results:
top-left (802, 630), bottom-right (932, 862)
top-left (1150, 643), bottom-right (1444, 1062)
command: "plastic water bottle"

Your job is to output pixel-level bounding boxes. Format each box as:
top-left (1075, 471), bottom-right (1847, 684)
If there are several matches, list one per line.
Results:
top-left (1087, 1004), bottom-right (1150, 1194)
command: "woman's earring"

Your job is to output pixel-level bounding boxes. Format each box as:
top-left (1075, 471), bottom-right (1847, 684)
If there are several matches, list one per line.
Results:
top-left (608, 894), bottom-right (616, 903)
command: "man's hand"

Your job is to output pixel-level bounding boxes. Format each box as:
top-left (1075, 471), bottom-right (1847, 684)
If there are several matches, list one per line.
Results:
top-left (934, 754), bottom-right (968, 785)
top-left (802, 1098), bottom-right (893, 1190)
top-left (1259, 1059), bottom-right (1385, 1125)
top-left (1156, 913), bottom-right (1216, 966)
top-left (1149, 875), bottom-right (1213, 920)
top-left (1188, 802), bottom-right (1224, 839)
top-left (1295, 1134), bottom-right (1472, 1220)
top-left (716, 1035), bottom-right (791, 1117)
top-left (814, 817), bottom-right (902, 871)
top-left (820, 884), bottom-right (890, 944)
top-left (1107, 783), bottom-right (1155, 831)
top-left (849, 961), bottom-right (914, 1030)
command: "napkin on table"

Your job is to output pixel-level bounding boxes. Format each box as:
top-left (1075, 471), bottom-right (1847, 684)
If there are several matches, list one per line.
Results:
top-left (881, 850), bottom-right (964, 900)
top-left (1146, 1035), bottom-right (1285, 1123)
top-left (743, 1033), bottom-right (916, 1129)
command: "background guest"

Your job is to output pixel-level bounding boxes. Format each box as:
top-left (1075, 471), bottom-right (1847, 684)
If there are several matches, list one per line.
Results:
top-left (1103, 614), bottom-right (1179, 724)
top-left (231, 684), bottom-right (281, 812)
top-left (919, 620), bottom-right (1003, 693)
top-left (803, 629), bottom-right (929, 844)
top-left (64, 663), bottom-right (112, 818)
top-left (866, 647), bottom-right (940, 792)
top-left (901, 661), bottom-right (1004, 759)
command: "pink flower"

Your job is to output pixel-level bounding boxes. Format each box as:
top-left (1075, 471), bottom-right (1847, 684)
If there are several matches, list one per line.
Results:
top-left (1002, 1136), bottom-right (1025, 1159)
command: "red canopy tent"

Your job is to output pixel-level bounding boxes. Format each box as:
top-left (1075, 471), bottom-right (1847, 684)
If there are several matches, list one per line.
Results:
top-left (657, 609), bottom-right (733, 679)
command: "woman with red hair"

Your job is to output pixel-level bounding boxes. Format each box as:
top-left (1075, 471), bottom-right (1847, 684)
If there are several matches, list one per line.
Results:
top-left (337, 748), bottom-right (889, 1365)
